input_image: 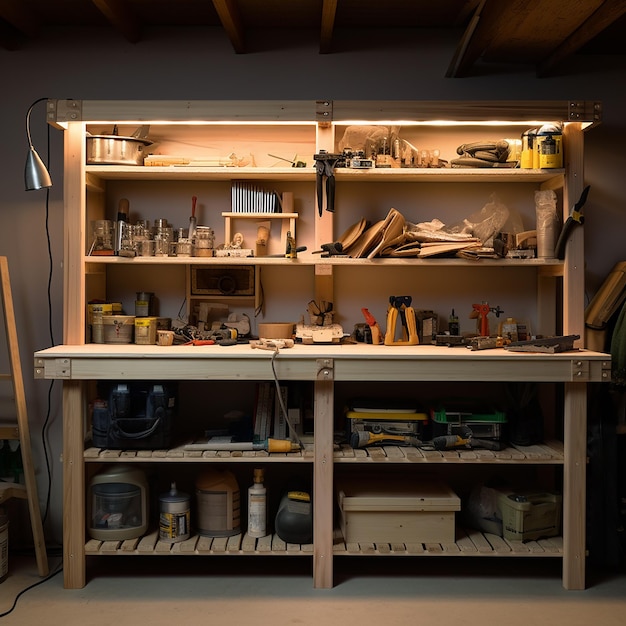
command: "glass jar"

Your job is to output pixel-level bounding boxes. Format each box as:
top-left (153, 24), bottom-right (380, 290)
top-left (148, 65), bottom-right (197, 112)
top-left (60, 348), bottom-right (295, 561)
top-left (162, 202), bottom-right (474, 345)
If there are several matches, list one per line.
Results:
top-left (194, 226), bottom-right (215, 257)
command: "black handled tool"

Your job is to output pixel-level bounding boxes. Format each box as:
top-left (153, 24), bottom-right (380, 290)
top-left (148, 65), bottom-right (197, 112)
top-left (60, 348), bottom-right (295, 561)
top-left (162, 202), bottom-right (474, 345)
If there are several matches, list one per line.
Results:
top-left (554, 185), bottom-right (590, 260)
top-left (314, 151), bottom-right (343, 216)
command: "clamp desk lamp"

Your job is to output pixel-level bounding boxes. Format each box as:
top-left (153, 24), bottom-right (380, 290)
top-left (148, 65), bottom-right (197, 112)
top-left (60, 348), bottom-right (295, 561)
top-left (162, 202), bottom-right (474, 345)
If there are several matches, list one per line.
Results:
top-left (25, 98), bottom-right (52, 191)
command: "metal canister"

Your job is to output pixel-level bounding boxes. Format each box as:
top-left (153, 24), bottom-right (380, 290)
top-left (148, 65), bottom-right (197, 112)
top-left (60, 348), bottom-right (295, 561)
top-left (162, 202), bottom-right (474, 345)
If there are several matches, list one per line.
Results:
top-left (159, 482), bottom-right (190, 543)
top-left (135, 291), bottom-right (154, 317)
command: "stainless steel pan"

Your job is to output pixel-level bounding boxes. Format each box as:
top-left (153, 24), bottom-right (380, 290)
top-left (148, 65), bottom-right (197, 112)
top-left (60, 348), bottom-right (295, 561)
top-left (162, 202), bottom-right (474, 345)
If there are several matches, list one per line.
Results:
top-left (86, 125), bottom-right (153, 165)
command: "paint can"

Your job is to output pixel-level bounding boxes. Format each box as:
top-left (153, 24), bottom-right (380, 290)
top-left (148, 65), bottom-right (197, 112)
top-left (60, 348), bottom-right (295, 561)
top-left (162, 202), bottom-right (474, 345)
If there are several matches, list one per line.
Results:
top-left (195, 468), bottom-right (240, 537)
top-left (135, 292), bottom-right (154, 317)
top-left (159, 482), bottom-right (190, 543)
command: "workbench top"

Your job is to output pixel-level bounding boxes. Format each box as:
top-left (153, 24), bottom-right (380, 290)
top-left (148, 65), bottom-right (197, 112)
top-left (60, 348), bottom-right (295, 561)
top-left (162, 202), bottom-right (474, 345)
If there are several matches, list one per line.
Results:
top-left (34, 342), bottom-right (611, 383)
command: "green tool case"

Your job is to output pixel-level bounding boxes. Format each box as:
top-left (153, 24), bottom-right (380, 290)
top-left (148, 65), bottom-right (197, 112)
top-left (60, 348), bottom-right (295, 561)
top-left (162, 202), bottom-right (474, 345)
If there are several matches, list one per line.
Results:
top-left (430, 402), bottom-right (506, 441)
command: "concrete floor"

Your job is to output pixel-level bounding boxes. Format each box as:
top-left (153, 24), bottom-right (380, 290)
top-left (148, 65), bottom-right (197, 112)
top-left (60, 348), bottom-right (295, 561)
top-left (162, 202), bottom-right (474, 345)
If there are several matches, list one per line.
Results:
top-left (2, 553), bottom-right (626, 626)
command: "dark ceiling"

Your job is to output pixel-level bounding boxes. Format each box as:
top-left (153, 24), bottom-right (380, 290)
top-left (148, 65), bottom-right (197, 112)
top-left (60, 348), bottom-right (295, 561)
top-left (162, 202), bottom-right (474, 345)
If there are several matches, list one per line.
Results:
top-left (1, 0), bottom-right (625, 77)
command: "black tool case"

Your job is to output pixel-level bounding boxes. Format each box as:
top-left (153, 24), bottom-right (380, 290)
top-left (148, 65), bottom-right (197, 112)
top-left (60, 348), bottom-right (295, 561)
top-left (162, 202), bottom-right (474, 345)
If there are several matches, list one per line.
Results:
top-left (91, 381), bottom-right (177, 449)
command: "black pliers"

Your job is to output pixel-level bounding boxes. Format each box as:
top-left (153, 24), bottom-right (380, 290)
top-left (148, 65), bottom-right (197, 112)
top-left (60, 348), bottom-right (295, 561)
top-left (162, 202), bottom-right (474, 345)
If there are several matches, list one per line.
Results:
top-left (555, 185), bottom-right (590, 259)
top-left (314, 151), bottom-right (343, 216)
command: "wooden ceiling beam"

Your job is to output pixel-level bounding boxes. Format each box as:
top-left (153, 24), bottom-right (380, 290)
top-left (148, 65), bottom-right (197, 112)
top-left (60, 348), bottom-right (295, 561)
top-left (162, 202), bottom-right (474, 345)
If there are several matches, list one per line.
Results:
top-left (0, 0), bottom-right (40, 49)
top-left (212, 0), bottom-right (246, 54)
top-left (320, 0), bottom-right (338, 54)
top-left (537, 0), bottom-right (626, 77)
top-left (91, 0), bottom-right (141, 43)
top-left (446, 0), bottom-right (488, 77)
top-left (0, 0), bottom-right (39, 34)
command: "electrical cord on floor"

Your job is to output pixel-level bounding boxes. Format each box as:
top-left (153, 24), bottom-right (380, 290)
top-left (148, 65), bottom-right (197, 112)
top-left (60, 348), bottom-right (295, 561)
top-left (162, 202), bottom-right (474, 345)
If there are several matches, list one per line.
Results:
top-left (0, 559), bottom-right (63, 618)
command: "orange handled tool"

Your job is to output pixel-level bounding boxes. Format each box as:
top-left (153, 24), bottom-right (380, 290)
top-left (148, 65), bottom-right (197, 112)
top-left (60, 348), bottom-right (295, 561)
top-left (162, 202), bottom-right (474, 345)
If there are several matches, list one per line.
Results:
top-left (361, 308), bottom-right (383, 344)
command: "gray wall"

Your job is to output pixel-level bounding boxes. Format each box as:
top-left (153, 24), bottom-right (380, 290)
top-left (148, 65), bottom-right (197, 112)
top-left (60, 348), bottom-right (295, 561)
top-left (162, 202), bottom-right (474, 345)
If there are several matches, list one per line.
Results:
top-left (1, 27), bottom-right (625, 545)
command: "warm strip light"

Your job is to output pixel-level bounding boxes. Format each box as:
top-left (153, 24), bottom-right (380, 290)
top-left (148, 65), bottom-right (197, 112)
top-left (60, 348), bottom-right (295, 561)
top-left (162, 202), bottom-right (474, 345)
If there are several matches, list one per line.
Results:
top-left (55, 119), bottom-right (589, 129)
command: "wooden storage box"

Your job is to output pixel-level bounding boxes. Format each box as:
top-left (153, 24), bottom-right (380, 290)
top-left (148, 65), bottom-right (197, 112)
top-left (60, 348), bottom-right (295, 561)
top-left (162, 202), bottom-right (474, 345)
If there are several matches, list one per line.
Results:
top-left (337, 477), bottom-right (460, 544)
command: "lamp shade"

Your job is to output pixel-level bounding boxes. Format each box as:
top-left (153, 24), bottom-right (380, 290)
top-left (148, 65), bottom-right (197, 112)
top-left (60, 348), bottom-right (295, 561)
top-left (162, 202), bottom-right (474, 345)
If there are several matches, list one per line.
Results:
top-left (25, 146), bottom-right (53, 191)
top-left (25, 98), bottom-right (53, 191)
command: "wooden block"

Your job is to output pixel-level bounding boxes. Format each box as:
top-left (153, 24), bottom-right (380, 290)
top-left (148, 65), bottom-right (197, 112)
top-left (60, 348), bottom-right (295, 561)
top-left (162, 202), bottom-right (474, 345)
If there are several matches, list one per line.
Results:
top-left (226, 533), bottom-right (242, 551)
top-left (257, 535), bottom-right (273, 552)
top-left (466, 529), bottom-right (493, 553)
top-left (137, 531), bottom-right (159, 552)
top-left (84, 539), bottom-right (103, 553)
top-left (120, 538), bottom-right (140, 552)
top-left (196, 536), bottom-right (213, 552)
top-left (241, 533), bottom-right (257, 552)
top-left (177, 536), bottom-right (199, 553)
top-left (405, 543), bottom-right (425, 554)
top-left (272, 535), bottom-right (287, 551)
top-left (211, 537), bottom-right (228, 552)
top-left (484, 533), bottom-right (512, 553)
top-left (101, 540), bottom-right (121, 552)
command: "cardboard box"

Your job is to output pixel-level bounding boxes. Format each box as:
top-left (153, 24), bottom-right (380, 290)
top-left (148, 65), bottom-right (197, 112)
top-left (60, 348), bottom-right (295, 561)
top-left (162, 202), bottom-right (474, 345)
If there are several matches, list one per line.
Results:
top-left (337, 477), bottom-right (460, 544)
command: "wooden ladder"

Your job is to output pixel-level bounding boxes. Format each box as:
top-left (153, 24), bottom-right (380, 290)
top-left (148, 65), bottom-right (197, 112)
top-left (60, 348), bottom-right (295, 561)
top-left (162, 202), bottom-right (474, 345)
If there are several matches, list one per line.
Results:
top-left (0, 256), bottom-right (49, 576)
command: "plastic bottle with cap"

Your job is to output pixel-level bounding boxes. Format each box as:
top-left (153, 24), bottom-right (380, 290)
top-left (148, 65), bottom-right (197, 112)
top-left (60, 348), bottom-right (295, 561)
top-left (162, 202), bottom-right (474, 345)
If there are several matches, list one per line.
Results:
top-left (247, 468), bottom-right (267, 538)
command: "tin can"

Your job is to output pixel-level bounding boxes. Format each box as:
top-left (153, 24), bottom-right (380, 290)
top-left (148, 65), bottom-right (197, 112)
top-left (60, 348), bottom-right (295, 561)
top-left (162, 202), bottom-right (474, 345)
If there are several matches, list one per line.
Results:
top-left (134, 317), bottom-right (157, 345)
top-left (159, 482), bottom-right (190, 543)
top-left (135, 292), bottom-right (154, 317)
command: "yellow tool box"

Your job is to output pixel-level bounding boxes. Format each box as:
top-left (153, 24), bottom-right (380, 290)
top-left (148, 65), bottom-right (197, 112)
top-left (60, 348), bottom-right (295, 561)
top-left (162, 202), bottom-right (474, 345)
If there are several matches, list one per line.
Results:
top-left (345, 397), bottom-right (430, 441)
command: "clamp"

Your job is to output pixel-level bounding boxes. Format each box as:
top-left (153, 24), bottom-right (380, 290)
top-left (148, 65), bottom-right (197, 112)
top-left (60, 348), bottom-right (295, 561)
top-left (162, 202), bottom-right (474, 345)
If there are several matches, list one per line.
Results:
top-left (314, 151), bottom-right (344, 216)
top-left (316, 242), bottom-right (344, 257)
top-left (384, 295), bottom-right (419, 346)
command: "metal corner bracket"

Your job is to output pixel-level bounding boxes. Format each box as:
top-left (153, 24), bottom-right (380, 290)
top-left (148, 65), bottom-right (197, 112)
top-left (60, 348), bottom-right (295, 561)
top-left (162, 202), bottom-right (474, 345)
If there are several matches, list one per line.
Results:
top-left (47, 99), bottom-right (83, 126)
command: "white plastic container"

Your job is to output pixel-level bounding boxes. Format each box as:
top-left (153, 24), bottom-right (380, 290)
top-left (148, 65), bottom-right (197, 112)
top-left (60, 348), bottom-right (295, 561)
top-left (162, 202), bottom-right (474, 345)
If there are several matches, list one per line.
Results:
top-left (247, 468), bottom-right (267, 538)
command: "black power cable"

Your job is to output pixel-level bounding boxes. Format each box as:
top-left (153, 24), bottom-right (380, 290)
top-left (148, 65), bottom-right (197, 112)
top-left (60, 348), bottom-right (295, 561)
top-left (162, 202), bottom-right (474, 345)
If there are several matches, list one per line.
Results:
top-left (0, 560), bottom-right (63, 618)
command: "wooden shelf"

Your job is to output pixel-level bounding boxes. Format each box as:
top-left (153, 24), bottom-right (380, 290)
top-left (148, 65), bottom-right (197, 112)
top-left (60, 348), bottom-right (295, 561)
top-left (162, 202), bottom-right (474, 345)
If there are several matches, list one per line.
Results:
top-left (83, 528), bottom-right (563, 558)
top-left (82, 440), bottom-right (561, 464)
top-left (334, 440), bottom-right (564, 464)
top-left (85, 164), bottom-right (564, 185)
top-left (85, 530), bottom-right (313, 556)
top-left (83, 255), bottom-right (564, 269)
top-left (84, 443), bottom-right (315, 462)
top-left (333, 529), bottom-right (564, 557)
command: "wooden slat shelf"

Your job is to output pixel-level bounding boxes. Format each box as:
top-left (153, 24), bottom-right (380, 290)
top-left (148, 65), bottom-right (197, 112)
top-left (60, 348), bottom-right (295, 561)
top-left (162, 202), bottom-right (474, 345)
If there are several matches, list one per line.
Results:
top-left (84, 528), bottom-right (562, 557)
top-left (83, 441), bottom-right (562, 463)
top-left (334, 440), bottom-right (564, 464)
top-left (85, 530), bottom-right (313, 555)
top-left (333, 528), bottom-right (564, 557)
top-left (83, 443), bottom-right (315, 462)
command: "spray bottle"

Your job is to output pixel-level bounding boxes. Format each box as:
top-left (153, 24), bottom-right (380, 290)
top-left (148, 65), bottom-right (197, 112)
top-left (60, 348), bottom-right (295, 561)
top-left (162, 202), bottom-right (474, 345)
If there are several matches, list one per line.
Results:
top-left (248, 468), bottom-right (267, 538)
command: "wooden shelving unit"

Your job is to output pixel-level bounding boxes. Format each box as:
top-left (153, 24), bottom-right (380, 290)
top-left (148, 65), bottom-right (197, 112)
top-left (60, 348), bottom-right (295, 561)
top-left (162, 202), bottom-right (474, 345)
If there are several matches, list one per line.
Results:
top-left (35, 99), bottom-right (608, 591)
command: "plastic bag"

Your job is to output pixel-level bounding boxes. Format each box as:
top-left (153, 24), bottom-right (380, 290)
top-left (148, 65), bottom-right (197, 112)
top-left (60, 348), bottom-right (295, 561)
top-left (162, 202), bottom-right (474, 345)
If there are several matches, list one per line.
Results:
top-left (447, 194), bottom-right (510, 246)
top-left (535, 189), bottom-right (559, 258)
top-left (338, 125), bottom-right (392, 155)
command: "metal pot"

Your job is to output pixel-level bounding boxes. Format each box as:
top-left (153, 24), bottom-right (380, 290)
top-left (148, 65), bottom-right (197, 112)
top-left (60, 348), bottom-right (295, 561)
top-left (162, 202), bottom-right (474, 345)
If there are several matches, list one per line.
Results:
top-left (86, 133), bottom-right (153, 166)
